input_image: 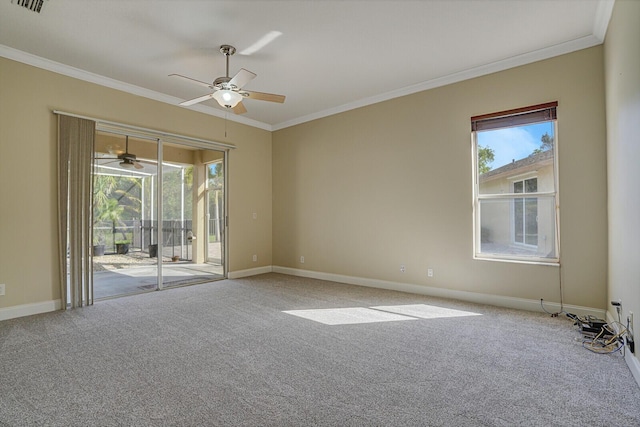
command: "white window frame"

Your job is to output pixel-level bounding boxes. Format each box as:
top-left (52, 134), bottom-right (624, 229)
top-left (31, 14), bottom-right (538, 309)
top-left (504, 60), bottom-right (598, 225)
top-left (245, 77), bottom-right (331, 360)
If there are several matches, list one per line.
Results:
top-left (471, 104), bottom-right (560, 265)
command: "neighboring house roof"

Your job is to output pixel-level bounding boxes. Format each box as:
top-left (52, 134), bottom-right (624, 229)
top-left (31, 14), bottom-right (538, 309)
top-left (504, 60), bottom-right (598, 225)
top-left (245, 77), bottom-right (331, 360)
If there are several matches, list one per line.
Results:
top-left (480, 149), bottom-right (554, 183)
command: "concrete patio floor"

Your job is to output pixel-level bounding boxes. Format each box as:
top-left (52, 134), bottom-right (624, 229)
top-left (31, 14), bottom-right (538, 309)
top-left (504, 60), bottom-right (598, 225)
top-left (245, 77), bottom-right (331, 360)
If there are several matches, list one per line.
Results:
top-left (94, 262), bottom-right (224, 299)
top-left (92, 242), bottom-right (224, 299)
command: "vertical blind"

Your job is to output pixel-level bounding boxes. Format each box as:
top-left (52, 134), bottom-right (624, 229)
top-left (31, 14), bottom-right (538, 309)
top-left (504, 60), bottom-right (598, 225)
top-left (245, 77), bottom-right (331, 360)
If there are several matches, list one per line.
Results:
top-left (57, 115), bottom-right (95, 309)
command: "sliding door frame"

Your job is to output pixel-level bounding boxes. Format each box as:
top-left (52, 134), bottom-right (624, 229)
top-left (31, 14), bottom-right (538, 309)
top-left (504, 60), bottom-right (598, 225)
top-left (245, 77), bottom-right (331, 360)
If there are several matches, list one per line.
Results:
top-left (56, 110), bottom-right (234, 297)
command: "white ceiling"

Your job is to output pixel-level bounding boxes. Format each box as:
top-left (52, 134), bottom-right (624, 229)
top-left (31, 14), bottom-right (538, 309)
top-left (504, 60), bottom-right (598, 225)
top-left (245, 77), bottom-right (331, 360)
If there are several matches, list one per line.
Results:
top-left (0, 0), bottom-right (614, 131)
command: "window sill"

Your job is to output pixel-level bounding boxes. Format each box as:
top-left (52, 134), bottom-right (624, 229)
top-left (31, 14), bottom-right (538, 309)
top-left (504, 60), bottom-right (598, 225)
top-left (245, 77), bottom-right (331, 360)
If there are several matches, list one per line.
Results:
top-left (473, 255), bottom-right (560, 266)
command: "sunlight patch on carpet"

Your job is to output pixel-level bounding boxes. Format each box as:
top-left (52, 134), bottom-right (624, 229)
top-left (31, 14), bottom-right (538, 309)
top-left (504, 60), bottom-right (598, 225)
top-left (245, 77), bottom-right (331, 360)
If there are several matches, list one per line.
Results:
top-left (371, 304), bottom-right (482, 319)
top-left (283, 307), bottom-right (417, 325)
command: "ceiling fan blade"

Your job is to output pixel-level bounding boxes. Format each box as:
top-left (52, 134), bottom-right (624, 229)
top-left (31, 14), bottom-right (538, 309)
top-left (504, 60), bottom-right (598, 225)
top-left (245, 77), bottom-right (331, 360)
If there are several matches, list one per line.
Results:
top-left (228, 68), bottom-right (256, 89)
top-left (180, 93), bottom-right (215, 106)
top-left (239, 31), bottom-right (283, 56)
top-left (169, 74), bottom-right (214, 89)
top-left (243, 90), bottom-right (285, 103)
top-left (232, 102), bottom-right (247, 115)
top-left (133, 161), bottom-right (144, 170)
top-left (96, 159), bottom-right (119, 167)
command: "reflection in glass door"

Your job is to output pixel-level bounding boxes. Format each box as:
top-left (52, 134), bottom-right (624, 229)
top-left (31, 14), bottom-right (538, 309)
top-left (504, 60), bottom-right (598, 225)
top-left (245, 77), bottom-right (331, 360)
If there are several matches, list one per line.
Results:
top-left (160, 147), bottom-right (225, 288)
top-left (206, 161), bottom-right (224, 266)
top-left (161, 160), bottom-right (196, 287)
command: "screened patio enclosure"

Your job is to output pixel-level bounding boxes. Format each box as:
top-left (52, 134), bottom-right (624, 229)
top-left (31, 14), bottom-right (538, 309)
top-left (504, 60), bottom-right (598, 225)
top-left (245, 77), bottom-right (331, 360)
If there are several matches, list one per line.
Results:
top-left (92, 131), bottom-right (226, 299)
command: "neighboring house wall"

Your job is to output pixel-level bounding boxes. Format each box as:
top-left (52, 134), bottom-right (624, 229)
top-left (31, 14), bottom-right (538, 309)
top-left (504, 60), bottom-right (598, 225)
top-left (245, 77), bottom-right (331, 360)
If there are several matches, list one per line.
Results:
top-left (479, 152), bottom-right (555, 257)
top-left (273, 46), bottom-right (607, 309)
top-left (0, 57), bottom-right (273, 312)
top-left (604, 0), bottom-right (640, 379)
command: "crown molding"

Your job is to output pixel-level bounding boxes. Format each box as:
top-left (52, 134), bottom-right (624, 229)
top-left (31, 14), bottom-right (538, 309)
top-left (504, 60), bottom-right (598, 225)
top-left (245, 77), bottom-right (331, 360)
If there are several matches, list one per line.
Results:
top-left (272, 34), bottom-right (603, 131)
top-left (2, 0), bottom-right (615, 135)
top-left (593, 0), bottom-right (615, 42)
top-left (0, 44), bottom-right (273, 131)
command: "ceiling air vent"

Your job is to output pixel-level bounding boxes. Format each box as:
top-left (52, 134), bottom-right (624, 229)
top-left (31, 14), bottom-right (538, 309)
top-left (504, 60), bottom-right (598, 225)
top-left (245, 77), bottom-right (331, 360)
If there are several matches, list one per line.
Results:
top-left (11, 0), bottom-right (45, 13)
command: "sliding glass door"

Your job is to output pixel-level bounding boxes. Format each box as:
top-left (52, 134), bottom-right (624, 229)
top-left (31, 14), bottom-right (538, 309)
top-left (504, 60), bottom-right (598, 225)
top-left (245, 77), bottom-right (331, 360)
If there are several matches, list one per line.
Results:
top-left (92, 132), bottom-right (226, 299)
top-left (92, 133), bottom-right (159, 298)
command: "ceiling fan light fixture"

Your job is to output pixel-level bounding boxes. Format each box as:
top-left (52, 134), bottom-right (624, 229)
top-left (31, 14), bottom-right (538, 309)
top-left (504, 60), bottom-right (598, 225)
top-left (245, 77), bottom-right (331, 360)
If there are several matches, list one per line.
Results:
top-left (213, 89), bottom-right (243, 108)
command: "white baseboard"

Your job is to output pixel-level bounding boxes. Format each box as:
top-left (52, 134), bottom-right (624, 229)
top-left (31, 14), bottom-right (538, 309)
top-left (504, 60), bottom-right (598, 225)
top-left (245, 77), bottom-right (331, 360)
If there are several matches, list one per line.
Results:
top-left (228, 266), bottom-right (273, 279)
top-left (626, 347), bottom-right (640, 388)
top-left (0, 299), bottom-right (62, 322)
top-left (606, 310), bottom-right (640, 388)
top-left (272, 265), bottom-right (605, 318)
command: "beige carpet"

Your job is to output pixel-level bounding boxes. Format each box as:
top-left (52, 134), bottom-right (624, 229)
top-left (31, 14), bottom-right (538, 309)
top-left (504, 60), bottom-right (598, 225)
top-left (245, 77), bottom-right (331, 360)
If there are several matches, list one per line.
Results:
top-left (1, 273), bottom-right (638, 426)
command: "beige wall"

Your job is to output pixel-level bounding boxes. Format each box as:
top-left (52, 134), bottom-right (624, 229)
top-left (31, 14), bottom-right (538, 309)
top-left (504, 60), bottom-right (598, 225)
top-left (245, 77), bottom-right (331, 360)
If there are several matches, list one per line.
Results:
top-left (273, 46), bottom-right (607, 309)
top-left (0, 43), bottom-right (612, 313)
top-left (0, 57), bottom-right (272, 309)
top-left (605, 0), bottom-right (640, 370)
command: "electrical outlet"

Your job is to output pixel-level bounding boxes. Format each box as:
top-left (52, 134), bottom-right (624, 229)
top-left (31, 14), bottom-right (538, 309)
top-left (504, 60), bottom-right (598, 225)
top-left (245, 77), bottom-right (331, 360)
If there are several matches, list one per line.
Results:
top-left (252, 254), bottom-right (257, 262)
top-left (252, 212), bottom-right (257, 220)
top-left (300, 256), bottom-right (305, 264)
top-left (0, 283), bottom-right (5, 296)
top-left (400, 265), bottom-right (405, 273)
top-left (427, 269), bottom-right (433, 277)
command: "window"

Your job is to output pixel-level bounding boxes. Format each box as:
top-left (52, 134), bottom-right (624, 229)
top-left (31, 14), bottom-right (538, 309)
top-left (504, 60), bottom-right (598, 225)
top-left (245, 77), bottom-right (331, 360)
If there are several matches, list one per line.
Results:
top-left (512, 177), bottom-right (537, 246)
top-left (472, 102), bottom-right (558, 263)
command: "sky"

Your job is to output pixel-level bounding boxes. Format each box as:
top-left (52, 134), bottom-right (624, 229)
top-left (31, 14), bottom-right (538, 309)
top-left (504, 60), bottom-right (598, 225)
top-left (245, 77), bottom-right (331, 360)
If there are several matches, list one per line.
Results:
top-left (477, 122), bottom-right (554, 170)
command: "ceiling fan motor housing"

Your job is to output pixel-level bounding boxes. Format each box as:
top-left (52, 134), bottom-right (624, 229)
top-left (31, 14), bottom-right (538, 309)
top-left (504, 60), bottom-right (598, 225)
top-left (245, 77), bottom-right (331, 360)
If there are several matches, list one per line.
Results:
top-left (219, 45), bottom-right (236, 56)
top-left (213, 76), bottom-right (232, 89)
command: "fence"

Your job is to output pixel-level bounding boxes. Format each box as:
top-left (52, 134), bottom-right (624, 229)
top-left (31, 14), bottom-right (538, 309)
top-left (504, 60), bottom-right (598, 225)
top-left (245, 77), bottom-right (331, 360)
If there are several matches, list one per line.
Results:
top-left (94, 219), bottom-right (193, 260)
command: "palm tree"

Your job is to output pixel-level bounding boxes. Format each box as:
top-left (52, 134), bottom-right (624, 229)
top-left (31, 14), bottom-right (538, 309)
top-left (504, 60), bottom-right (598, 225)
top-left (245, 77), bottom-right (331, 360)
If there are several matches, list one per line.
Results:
top-left (93, 175), bottom-right (117, 214)
top-left (93, 175), bottom-right (117, 246)
top-left (97, 198), bottom-right (125, 240)
top-left (93, 174), bottom-right (141, 249)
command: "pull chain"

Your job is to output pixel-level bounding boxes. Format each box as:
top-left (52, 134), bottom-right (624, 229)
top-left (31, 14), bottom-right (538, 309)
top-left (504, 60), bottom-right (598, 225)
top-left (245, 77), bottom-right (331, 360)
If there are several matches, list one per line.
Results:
top-left (224, 110), bottom-right (228, 138)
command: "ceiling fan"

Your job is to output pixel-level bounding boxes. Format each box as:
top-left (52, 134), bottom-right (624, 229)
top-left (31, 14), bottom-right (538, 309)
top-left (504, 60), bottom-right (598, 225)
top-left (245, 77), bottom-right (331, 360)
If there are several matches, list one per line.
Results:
top-left (170, 44), bottom-right (285, 114)
top-left (96, 136), bottom-right (146, 170)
